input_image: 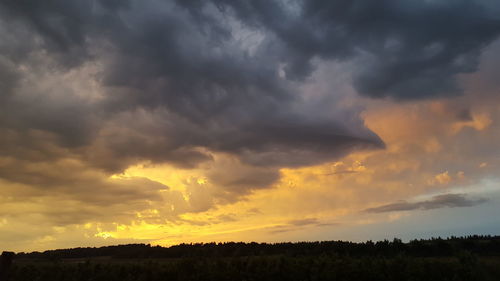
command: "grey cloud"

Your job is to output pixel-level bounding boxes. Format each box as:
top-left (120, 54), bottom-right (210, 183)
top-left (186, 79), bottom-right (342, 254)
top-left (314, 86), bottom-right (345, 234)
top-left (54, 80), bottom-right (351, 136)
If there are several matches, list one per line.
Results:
top-left (206, 158), bottom-right (281, 192)
top-left (268, 218), bottom-right (336, 234)
top-left (216, 0), bottom-right (500, 99)
top-left (0, 58), bottom-right (18, 101)
top-left (308, 0), bottom-right (500, 99)
top-left (0, 0), bottom-right (381, 173)
top-left (0, 159), bottom-right (167, 207)
top-left (364, 193), bottom-right (488, 213)
top-left (0, 169), bottom-right (207, 227)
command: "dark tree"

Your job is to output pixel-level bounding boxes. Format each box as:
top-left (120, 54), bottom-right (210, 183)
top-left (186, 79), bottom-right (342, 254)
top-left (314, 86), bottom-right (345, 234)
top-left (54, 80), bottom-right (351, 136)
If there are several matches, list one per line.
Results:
top-left (0, 251), bottom-right (15, 281)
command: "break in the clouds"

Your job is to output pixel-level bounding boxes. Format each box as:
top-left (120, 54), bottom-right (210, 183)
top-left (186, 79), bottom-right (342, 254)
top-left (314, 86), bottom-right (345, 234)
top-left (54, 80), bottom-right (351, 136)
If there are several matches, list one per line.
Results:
top-left (364, 194), bottom-right (488, 213)
top-left (1, 0), bottom-right (500, 251)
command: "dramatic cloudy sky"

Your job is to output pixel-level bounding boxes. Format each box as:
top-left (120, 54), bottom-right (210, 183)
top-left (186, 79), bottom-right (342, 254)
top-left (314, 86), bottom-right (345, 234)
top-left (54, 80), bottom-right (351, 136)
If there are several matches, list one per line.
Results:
top-left (1, 0), bottom-right (500, 252)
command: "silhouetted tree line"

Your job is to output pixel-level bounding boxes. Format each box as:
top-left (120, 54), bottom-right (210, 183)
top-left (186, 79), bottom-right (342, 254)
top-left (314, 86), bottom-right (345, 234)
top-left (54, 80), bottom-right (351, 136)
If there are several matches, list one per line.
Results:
top-left (14, 235), bottom-right (500, 260)
top-left (8, 250), bottom-right (500, 281)
top-left (5, 235), bottom-right (500, 281)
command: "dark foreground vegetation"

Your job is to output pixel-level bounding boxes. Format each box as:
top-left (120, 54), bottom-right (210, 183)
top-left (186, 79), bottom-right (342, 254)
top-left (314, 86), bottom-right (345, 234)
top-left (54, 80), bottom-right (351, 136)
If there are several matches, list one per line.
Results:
top-left (3, 235), bottom-right (500, 281)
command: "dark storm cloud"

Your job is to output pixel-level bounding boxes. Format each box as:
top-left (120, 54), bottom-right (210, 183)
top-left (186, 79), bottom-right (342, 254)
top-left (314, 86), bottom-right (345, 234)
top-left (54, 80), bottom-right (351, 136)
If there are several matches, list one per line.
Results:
top-left (0, 0), bottom-right (380, 170)
top-left (364, 194), bottom-right (488, 213)
top-left (215, 0), bottom-right (500, 99)
top-left (0, 58), bottom-right (18, 101)
top-left (0, 0), bottom-right (499, 209)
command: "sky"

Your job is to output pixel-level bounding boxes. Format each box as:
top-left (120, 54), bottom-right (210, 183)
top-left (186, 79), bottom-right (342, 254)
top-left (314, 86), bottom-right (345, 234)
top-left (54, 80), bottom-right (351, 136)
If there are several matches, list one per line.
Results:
top-left (1, 0), bottom-right (500, 252)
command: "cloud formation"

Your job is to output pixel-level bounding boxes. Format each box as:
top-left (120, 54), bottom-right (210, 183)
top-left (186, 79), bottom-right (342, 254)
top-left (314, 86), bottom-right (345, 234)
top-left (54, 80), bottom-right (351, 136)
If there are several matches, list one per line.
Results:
top-left (364, 194), bottom-right (488, 213)
top-left (266, 218), bottom-right (336, 234)
top-left (0, 0), bottom-right (388, 207)
top-left (0, 0), bottom-right (384, 161)
top-left (215, 0), bottom-right (500, 98)
top-left (1, 0), bottom-right (497, 180)
top-left (1, 0), bottom-right (500, 251)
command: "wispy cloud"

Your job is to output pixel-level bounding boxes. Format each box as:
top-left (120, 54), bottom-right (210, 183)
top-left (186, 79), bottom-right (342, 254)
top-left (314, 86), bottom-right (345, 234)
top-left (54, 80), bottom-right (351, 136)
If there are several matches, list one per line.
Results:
top-left (364, 194), bottom-right (488, 213)
top-left (267, 218), bottom-right (338, 234)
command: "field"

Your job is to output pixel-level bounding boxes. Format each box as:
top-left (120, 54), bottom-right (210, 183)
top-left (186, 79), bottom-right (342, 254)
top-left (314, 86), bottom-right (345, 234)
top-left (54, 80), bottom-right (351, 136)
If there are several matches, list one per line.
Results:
top-left (4, 236), bottom-right (500, 281)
